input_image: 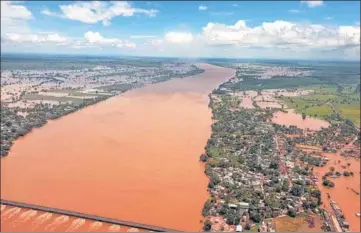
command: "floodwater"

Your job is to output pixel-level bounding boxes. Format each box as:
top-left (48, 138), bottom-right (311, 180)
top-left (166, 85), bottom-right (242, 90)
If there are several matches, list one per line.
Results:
top-left (1, 63), bottom-right (236, 232)
top-left (0, 206), bottom-right (145, 232)
top-left (314, 153), bottom-right (360, 232)
top-left (256, 101), bottom-right (282, 109)
top-left (272, 109), bottom-right (330, 131)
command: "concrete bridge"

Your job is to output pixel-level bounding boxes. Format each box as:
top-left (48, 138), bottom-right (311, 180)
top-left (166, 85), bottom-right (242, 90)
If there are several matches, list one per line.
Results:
top-left (1, 199), bottom-right (180, 232)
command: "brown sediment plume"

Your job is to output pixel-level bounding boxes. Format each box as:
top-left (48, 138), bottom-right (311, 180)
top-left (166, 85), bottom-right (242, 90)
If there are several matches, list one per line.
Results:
top-left (1, 64), bottom-right (235, 231)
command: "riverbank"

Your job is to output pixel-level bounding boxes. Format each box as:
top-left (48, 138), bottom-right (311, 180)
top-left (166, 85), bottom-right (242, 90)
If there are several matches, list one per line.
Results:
top-left (1, 63), bottom-right (235, 231)
top-left (1, 65), bottom-right (204, 157)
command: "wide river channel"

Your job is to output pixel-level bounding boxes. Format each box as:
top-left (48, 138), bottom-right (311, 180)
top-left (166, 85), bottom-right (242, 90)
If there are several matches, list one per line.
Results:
top-left (1, 63), bottom-right (236, 231)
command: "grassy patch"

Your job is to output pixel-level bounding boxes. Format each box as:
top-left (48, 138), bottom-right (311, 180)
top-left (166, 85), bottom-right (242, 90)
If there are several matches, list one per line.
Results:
top-left (23, 94), bottom-right (84, 104)
top-left (229, 77), bottom-right (324, 91)
top-left (280, 84), bottom-right (360, 125)
top-left (95, 83), bottom-right (134, 92)
top-left (335, 104), bottom-right (360, 126)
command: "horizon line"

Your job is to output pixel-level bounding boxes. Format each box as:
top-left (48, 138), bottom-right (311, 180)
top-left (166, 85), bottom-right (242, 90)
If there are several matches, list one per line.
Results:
top-left (1, 52), bottom-right (360, 63)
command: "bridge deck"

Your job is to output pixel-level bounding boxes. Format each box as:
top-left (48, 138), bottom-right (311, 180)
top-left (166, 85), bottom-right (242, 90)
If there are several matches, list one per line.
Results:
top-left (1, 199), bottom-right (180, 232)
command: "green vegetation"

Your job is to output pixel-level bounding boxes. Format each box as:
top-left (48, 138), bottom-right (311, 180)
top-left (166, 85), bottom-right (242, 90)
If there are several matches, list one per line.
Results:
top-left (225, 77), bottom-right (323, 91)
top-left (22, 94), bottom-right (85, 105)
top-left (203, 219), bottom-right (212, 231)
top-left (279, 84), bottom-right (360, 126)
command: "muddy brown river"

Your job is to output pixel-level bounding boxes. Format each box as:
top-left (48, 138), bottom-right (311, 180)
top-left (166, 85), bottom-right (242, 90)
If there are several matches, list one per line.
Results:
top-left (1, 64), bottom-right (235, 231)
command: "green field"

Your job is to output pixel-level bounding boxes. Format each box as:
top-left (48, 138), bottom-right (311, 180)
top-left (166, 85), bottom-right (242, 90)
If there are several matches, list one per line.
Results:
top-left (228, 77), bottom-right (324, 91)
top-left (335, 104), bottom-right (360, 125)
top-left (280, 84), bottom-right (360, 126)
top-left (23, 94), bottom-right (85, 104)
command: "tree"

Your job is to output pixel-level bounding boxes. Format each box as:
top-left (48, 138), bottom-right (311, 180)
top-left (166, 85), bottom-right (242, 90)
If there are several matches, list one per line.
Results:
top-left (202, 200), bottom-right (212, 216)
top-left (269, 161), bottom-right (279, 169)
top-left (225, 209), bottom-right (240, 225)
top-left (281, 180), bottom-right (289, 192)
top-left (322, 180), bottom-right (329, 186)
top-left (250, 211), bottom-right (261, 223)
top-left (288, 209), bottom-right (297, 218)
top-left (200, 154), bottom-right (208, 162)
top-left (302, 113), bottom-right (306, 120)
top-left (291, 185), bottom-right (304, 196)
top-left (343, 171), bottom-right (350, 177)
top-left (203, 219), bottom-right (212, 231)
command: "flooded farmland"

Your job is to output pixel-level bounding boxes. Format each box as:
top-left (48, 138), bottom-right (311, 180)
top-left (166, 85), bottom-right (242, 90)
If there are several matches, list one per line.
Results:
top-left (314, 153), bottom-right (360, 232)
top-left (1, 64), bottom-right (236, 231)
top-left (272, 109), bottom-right (330, 131)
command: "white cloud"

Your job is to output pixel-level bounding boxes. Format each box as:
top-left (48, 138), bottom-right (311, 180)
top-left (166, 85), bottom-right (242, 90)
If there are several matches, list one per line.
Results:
top-left (164, 32), bottom-right (193, 44)
top-left (324, 16), bottom-right (333, 20)
top-left (42, 1), bottom-right (159, 26)
top-left (130, 35), bottom-right (157, 39)
top-left (151, 39), bottom-right (163, 46)
top-left (1, 1), bottom-right (33, 34)
top-left (289, 9), bottom-right (301, 13)
top-left (84, 31), bottom-right (136, 48)
top-left (41, 8), bottom-right (61, 17)
top-left (4, 33), bottom-right (69, 45)
top-left (198, 5), bottom-right (208, 11)
top-left (3, 31), bottom-right (136, 49)
top-left (301, 1), bottom-right (324, 8)
top-left (1, 1), bottom-right (33, 20)
top-left (201, 20), bottom-right (360, 51)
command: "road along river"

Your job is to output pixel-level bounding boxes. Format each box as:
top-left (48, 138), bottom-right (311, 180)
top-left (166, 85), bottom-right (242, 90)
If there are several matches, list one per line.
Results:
top-left (1, 63), bottom-right (236, 231)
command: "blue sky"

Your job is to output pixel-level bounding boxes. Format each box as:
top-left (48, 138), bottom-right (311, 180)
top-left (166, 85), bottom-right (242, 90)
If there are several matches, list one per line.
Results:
top-left (1, 1), bottom-right (360, 60)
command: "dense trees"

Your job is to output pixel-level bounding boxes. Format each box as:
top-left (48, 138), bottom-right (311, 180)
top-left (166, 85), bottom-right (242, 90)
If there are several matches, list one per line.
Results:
top-left (203, 219), bottom-right (212, 231)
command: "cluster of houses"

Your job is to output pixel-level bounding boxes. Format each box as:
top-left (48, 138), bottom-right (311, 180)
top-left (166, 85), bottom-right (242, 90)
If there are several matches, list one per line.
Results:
top-left (203, 85), bottom-right (323, 231)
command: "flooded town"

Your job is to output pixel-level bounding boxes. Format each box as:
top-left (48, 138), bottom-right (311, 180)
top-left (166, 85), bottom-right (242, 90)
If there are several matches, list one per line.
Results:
top-left (1, 1), bottom-right (360, 232)
top-left (1, 56), bottom-right (360, 232)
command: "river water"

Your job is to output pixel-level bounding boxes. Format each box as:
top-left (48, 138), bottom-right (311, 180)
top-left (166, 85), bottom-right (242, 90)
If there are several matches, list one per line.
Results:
top-left (1, 63), bottom-right (235, 231)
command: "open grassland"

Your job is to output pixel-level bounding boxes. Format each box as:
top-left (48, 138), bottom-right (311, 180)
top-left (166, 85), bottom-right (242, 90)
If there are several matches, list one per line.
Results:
top-left (229, 77), bottom-right (323, 91)
top-left (22, 94), bottom-right (84, 104)
top-left (335, 104), bottom-right (360, 126)
top-left (279, 84), bottom-right (360, 125)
